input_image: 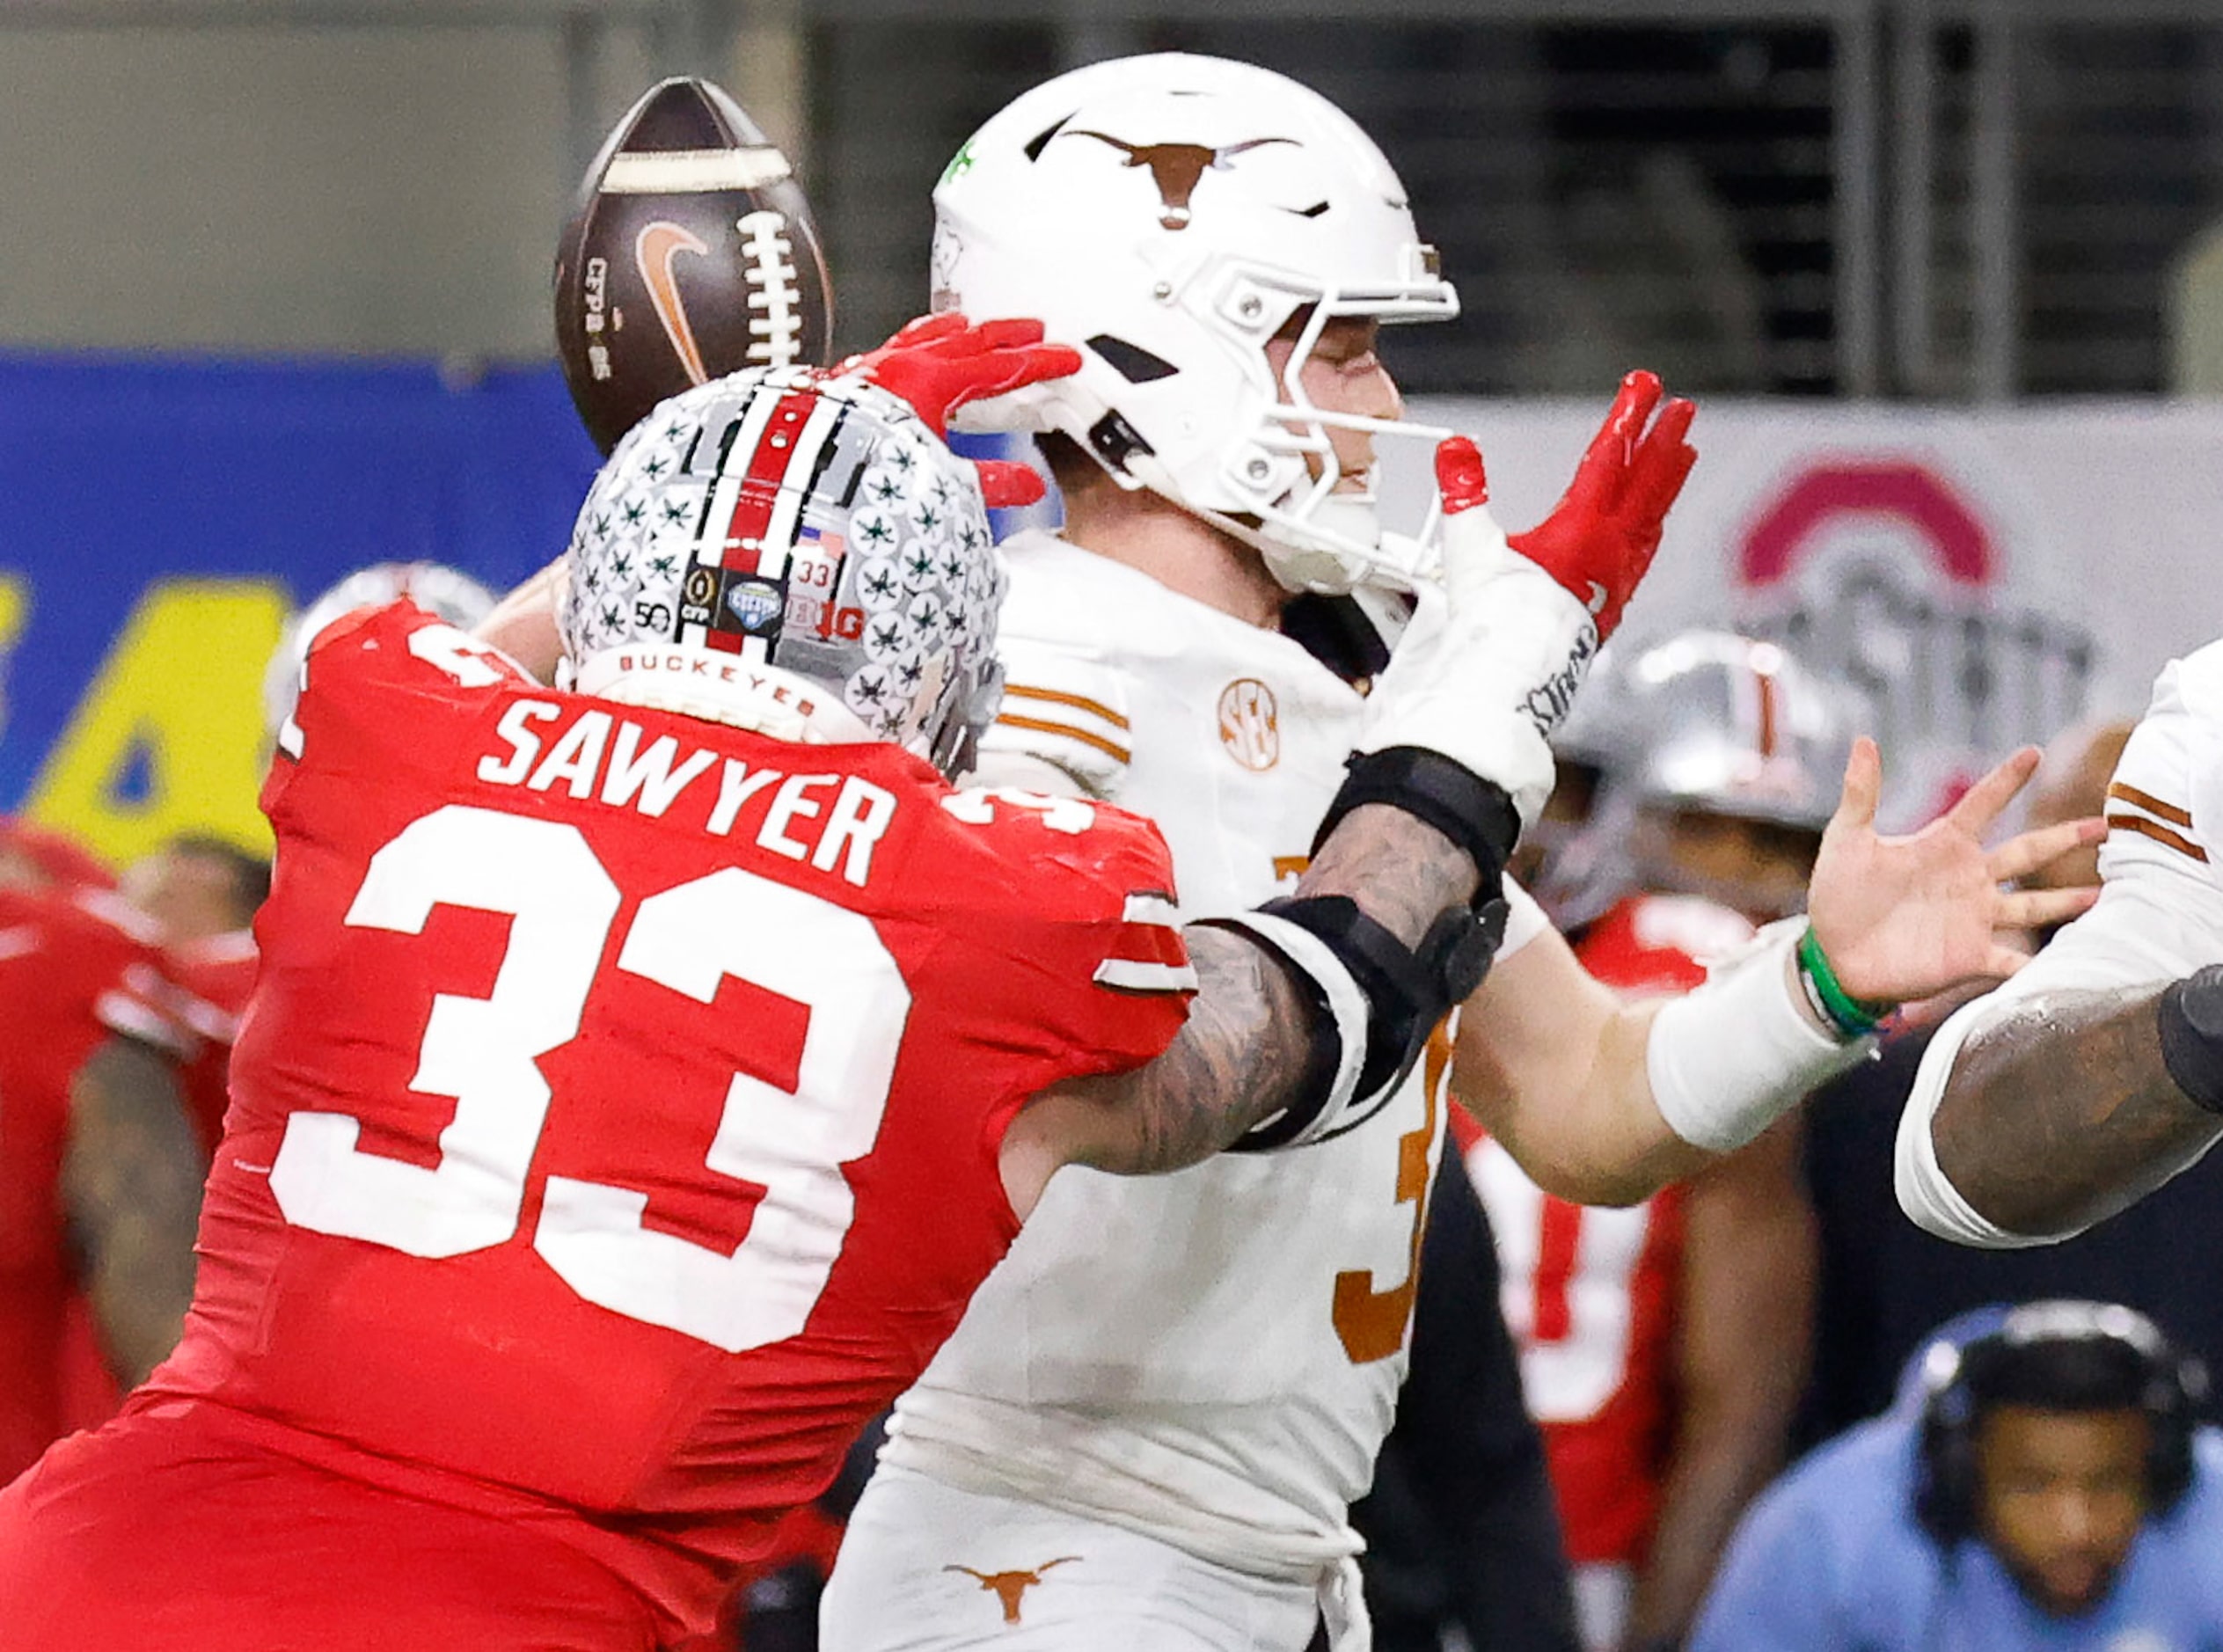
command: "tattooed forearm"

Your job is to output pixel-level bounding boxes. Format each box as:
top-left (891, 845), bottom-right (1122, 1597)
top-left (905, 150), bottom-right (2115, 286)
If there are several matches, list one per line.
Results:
top-left (62, 1036), bottom-right (206, 1385)
top-left (1298, 803), bottom-right (1485, 941)
top-left (1067, 805), bottom-right (1481, 1176)
top-left (1933, 986), bottom-right (2223, 1236)
top-left (1065, 927), bottom-right (1321, 1175)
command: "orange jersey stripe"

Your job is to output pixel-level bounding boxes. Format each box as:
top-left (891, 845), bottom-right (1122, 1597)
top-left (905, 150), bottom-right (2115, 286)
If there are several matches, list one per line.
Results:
top-left (1001, 683), bottom-right (1131, 731)
top-left (992, 713), bottom-right (1131, 765)
top-left (2108, 781), bottom-right (2194, 829)
top-left (2106, 811), bottom-right (2209, 863)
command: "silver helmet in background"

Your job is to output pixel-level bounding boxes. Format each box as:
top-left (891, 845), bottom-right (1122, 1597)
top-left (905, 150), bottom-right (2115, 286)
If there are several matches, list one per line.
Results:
top-left (1524, 640), bottom-right (1638, 931)
top-left (1552, 629), bottom-right (1860, 925)
top-left (263, 561), bottom-right (499, 736)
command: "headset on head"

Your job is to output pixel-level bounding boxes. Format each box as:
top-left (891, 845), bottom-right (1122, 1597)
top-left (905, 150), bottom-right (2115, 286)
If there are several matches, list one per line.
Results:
top-left (1913, 1300), bottom-right (2208, 1546)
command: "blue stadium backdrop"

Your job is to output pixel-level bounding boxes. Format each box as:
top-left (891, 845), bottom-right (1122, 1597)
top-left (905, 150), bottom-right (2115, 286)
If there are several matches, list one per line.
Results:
top-left (0, 353), bottom-right (603, 865)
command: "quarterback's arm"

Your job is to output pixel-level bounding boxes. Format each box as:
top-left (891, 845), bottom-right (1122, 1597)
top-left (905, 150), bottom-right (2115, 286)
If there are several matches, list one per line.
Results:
top-left (1631, 1118), bottom-right (1816, 1649)
top-left (1003, 804), bottom-right (1478, 1202)
top-left (1452, 932), bottom-right (1708, 1205)
top-left (1460, 742), bottom-right (2097, 1207)
top-left (62, 1035), bottom-right (206, 1384)
top-left (472, 557), bottom-right (567, 683)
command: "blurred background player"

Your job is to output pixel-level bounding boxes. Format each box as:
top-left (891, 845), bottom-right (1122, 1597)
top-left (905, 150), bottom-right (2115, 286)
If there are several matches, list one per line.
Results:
top-left (1693, 1302), bottom-right (2223, 1650)
top-left (0, 822), bottom-right (201, 1480)
top-left (1459, 630), bottom-right (1851, 1651)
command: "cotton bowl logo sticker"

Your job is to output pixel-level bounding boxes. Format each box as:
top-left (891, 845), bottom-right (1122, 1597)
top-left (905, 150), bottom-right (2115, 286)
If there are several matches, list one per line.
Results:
top-left (725, 577), bottom-right (784, 634)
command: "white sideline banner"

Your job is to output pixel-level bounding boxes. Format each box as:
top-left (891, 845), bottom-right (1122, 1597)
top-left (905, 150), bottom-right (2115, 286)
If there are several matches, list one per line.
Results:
top-left (1413, 398), bottom-right (2223, 825)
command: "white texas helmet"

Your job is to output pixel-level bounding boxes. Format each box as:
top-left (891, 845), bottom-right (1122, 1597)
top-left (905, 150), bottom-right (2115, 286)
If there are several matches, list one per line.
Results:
top-left (559, 367), bottom-right (1005, 777)
top-left (932, 52), bottom-right (1459, 596)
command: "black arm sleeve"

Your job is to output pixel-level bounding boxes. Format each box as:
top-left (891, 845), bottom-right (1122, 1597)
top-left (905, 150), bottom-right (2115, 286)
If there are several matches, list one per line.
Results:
top-left (1354, 1151), bottom-right (1580, 1652)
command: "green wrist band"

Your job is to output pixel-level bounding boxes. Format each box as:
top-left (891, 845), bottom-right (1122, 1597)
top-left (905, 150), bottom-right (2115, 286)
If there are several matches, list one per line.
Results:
top-left (1795, 925), bottom-right (1891, 1041)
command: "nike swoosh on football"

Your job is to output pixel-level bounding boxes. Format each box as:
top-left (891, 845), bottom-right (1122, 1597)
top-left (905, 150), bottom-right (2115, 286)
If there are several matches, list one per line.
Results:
top-left (635, 220), bottom-right (713, 386)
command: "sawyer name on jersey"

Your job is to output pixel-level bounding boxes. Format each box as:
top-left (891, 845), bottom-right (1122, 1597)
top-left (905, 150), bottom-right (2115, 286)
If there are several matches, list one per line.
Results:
top-left (478, 692), bottom-right (897, 888)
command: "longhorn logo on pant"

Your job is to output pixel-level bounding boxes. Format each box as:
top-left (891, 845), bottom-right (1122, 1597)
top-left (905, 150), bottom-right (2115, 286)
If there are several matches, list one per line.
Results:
top-left (1059, 132), bottom-right (1297, 230)
top-left (943, 1556), bottom-right (1081, 1624)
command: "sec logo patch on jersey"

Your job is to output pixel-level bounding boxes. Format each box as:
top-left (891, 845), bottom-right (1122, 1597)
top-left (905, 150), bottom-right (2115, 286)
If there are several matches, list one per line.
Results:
top-left (1217, 677), bottom-right (1280, 771)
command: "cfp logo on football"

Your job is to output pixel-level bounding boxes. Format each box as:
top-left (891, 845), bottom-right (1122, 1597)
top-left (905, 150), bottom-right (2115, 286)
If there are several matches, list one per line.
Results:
top-left (1217, 678), bottom-right (1280, 771)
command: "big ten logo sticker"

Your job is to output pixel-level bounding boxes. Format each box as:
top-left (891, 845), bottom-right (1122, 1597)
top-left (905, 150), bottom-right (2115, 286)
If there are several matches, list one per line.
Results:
top-left (25, 578), bottom-right (287, 865)
top-left (1733, 461), bottom-right (2093, 824)
top-left (1217, 677), bottom-right (1280, 771)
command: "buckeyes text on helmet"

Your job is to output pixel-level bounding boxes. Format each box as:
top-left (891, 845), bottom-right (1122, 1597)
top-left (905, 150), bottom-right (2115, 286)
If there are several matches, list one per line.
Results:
top-left (558, 369), bottom-right (1005, 778)
top-left (932, 53), bottom-right (1458, 596)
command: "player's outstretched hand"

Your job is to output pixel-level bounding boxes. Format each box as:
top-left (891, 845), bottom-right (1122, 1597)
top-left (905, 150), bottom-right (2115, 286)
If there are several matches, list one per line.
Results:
top-left (840, 312), bottom-right (1083, 508)
top-left (1806, 740), bottom-right (2105, 1007)
top-left (1358, 406), bottom-right (1690, 830)
top-left (1505, 369), bottom-right (1696, 640)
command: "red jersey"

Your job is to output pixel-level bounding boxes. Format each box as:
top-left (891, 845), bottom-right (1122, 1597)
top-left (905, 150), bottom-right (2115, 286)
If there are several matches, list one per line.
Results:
top-left (0, 885), bottom-right (178, 1482)
top-left (1456, 893), bottom-right (1753, 1566)
top-left (133, 603), bottom-right (1194, 1636)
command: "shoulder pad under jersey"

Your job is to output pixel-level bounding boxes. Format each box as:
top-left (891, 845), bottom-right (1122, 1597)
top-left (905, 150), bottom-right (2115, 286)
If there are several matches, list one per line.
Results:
top-left (976, 633), bottom-right (1134, 800)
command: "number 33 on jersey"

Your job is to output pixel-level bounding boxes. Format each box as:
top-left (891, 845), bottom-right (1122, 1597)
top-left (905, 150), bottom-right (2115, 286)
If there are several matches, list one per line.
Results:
top-left (155, 602), bottom-right (1195, 1553)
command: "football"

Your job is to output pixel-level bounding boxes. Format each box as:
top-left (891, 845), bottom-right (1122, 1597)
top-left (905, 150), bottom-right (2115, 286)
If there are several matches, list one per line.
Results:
top-left (554, 77), bottom-right (837, 455)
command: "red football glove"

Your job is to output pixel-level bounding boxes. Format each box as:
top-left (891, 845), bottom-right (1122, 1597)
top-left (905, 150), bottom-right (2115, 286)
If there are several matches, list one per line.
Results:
top-left (1501, 369), bottom-right (1696, 640)
top-left (840, 312), bottom-right (1083, 509)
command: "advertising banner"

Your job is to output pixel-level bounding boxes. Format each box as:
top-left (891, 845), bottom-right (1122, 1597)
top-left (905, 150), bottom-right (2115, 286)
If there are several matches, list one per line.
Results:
top-left (1415, 398), bottom-right (2223, 825)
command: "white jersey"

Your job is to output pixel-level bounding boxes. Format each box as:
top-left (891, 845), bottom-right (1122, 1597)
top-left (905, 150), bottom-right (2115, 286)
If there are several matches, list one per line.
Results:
top-left (1903, 639), bottom-right (2223, 1240)
top-left (881, 530), bottom-right (1547, 1576)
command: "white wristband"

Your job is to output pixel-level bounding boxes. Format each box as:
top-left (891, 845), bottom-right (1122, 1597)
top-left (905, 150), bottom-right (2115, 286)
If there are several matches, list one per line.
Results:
top-left (1645, 917), bottom-right (1874, 1153)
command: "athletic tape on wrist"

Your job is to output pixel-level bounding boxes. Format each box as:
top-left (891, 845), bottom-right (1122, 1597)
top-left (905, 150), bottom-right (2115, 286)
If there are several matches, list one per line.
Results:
top-left (2159, 966), bottom-right (2223, 1116)
top-left (1313, 747), bottom-right (1518, 905)
top-left (1646, 917), bottom-right (1874, 1153)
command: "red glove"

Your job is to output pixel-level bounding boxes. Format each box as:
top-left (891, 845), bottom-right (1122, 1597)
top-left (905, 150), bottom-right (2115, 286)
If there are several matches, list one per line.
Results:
top-left (840, 313), bottom-right (1082, 509)
top-left (1501, 370), bottom-right (1696, 640)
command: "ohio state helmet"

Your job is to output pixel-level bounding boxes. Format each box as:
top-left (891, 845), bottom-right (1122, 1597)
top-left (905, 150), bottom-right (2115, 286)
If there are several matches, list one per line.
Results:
top-left (559, 369), bottom-right (1004, 776)
top-left (1616, 630), bottom-right (1854, 834)
top-left (263, 561), bottom-right (498, 735)
top-left (931, 53), bottom-right (1458, 596)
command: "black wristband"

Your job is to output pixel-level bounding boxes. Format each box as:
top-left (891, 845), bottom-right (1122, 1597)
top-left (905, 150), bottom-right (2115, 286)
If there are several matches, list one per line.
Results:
top-left (2158, 968), bottom-right (2223, 1116)
top-left (1312, 747), bottom-right (1519, 908)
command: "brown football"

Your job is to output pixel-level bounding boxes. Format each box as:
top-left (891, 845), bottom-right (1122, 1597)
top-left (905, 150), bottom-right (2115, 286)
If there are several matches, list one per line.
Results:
top-left (554, 77), bottom-right (836, 455)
